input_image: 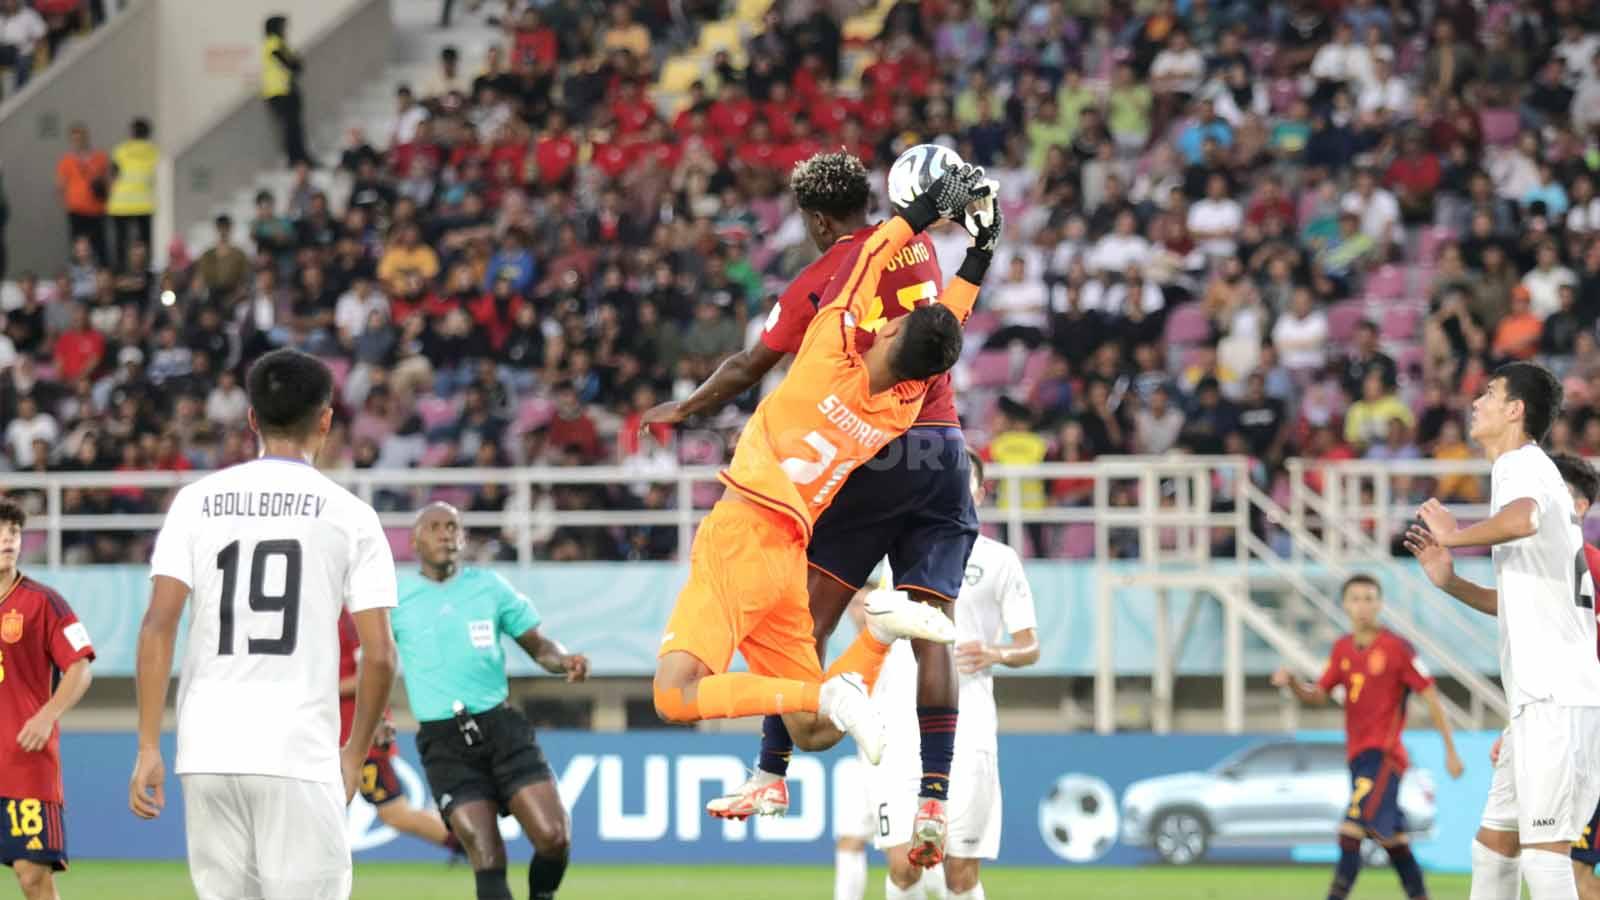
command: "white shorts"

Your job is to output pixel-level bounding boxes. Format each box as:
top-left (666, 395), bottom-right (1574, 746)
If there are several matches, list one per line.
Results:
top-left (1480, 703), bottom-right (1600, 844)
top-left (182, 773), bottom-right (352, 900)
top-left (833, 751), bottom-right (922, 850)
top-left (946, 748), bottom-right (1002, 860)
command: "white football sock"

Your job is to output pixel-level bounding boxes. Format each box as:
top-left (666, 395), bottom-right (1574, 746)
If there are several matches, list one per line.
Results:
top-left (1523, 848), bottom-right (1580, 900)
top-left (921, 863), bottom-right (948, 900)
top-left (833, 849), bottom-right (866, 900)
top-left (885, 873), bottom-right (923, 900)
top-left (949, 883), bottom-right (985, 900)
top-left (1470, 840), bottom-right (1522, 900)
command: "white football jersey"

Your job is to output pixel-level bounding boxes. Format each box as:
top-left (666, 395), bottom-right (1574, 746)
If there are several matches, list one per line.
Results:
top-left (149, 458), bottom-right (397, 783)
top-left (1490, 444), bottom-right (1600, 711)
top-left (954, 535), bottom-right (1037, 754)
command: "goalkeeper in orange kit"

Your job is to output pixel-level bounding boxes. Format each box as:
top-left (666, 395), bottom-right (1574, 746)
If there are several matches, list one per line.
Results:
top-left (652, 162), bottom-right (1003, 762)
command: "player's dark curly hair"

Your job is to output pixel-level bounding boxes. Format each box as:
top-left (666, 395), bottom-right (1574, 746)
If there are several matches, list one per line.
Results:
top-left (1554, 453), bottom-right (1600, 506)
top-left (246, 349), bottom-right (333, 439)
top-left (0, 497), bottom-right (26, 531)
top-left (790, 151), bottom-right (871, 220)
top-left (1493, 361), bottom-right (1563, 443)
top-left (890, 304), bottom-right (963, 382)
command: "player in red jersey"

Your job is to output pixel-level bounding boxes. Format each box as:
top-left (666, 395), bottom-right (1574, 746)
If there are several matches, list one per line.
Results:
top-left (0, 498), bottom-right (94, 900)
top-left (336, 610), bottom-right (459, 852)
top-left (1271, 574), bottom-right (1464, 900)
top-left (641, 150), bottom-right (974, 864)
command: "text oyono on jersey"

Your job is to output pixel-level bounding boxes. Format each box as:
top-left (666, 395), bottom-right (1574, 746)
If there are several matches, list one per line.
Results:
top-left (817, 395), bottom-right (885, 447)
top-left (200, 491), bottom-right (329, 519)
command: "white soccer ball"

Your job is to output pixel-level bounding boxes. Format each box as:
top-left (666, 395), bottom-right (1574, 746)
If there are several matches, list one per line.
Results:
top-left (1037, 773), bottom-right (1120, 863)
top-left (886, 143), bottom-right (965, 211)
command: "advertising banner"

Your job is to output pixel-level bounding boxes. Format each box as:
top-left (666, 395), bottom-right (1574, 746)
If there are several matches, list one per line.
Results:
top-left (59, 730), bottom-right (1495, 872)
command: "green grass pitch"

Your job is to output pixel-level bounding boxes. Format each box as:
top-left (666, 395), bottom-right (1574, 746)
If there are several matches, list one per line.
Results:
top-left (22, 862), bottom-right (1474, 898)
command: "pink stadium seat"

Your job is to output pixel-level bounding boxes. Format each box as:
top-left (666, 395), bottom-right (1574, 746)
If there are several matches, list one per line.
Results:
top-left (1163, 302), bottom-right (1211, 344)
top-left (1479, 108), bottom-right (1521, 147)
top-left (419, 442), bottom-right (456, 467)
top-left (1325, 300), bottom-right (1368, 344)
top-left (1020, 348), bottom-right (1053, 385)
top-left (514, 396), bottom-right (553, 432)
top-left (964, 309), bottom-right (1000, 337)
top-left (19, 531), bottom-right (45, 562)
top-left (324, 357), bottom-right (352, 394)
top-left (968, 350), bottom-right (1012, 389)
top-left (1268, 78), bottom-right (1298, 115)
top-left (1415, 226), bottom-right (1455, 265)
top-left (1364, 265), bottom-right (1405, 301)
top-left (1058, 523), bottom-right (1096, 559)
top-left (386, 528), bottom-right (416, 562)
top-left (1395, 344), bottom-right (1426, 373)
top-left (429, 486), bottom-right (473, 508)
top-left (1405, 264), bottom-right (1436, 296)
top-left (1380, 304), bottom-right (1422, 341)
top-left (417, 395), bottom-right (459, 431)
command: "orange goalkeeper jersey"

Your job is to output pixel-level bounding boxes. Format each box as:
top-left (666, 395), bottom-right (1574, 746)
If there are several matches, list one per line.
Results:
top-left (719, 217), bottom-right (980, 540)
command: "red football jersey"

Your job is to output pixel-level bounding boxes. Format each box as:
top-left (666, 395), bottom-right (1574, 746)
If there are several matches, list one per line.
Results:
top-left (1317, 629), bottom-right (1432, 770)
top-left (0, 578), bottom-right (95, 803)
top-left (337, 610), bottom-right (395, 755)
top-left (761, 224), bottom-right (958, 427)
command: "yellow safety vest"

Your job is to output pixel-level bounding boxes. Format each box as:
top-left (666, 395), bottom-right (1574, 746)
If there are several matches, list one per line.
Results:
top-left (261, 35), bottom-right (291, 99)
top-left (108, 139), bottom-right (158, 216)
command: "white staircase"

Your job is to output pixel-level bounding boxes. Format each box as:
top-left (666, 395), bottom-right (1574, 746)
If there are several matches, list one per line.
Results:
top-left (179, 0), bottom-right (502, 252)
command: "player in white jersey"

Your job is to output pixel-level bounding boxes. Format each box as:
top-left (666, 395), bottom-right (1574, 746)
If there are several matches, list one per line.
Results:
top-left (943, 450), bottom-right (1038, 900)
top-left (128, 349), bottom-right (399, 900)
top-left (1406, 362), bottom-right (1600, 900)
top-left (834, 451), bottom-right (1039, 900)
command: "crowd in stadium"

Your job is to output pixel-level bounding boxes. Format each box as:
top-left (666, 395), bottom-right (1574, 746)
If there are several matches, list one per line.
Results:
top-left (0, 0), bottom-right (112, 100)
top-left (6, 0), bottom-right (1600, 561)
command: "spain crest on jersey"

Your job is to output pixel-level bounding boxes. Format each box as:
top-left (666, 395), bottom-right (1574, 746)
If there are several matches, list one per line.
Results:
top-left (1368, 648), bottom-right (1387, 676)
top-left (1, 610), bottom-right (21, 644)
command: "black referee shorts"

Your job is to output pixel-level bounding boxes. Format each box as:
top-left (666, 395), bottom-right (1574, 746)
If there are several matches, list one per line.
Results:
top-left (416, 704), bottom-right (553, 820)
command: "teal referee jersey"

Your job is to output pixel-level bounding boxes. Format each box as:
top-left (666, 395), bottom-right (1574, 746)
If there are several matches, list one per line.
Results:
top-left (392, 567), bottom-right (541, 722)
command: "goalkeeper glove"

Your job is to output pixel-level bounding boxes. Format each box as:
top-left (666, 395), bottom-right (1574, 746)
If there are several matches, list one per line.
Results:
top-left (957, 181), bottom-right (1003, 284)
top-left (899, 164), bottom-right (989, 233)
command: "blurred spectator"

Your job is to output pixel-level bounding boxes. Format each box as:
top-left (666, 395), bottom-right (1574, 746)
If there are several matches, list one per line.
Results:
top-left (0, 0), bottom-right (47, 93)
top-left (1343, 369), bottom-right (1414, 449)
top-left (262, 15), bottom-right (312, 167)
top-left (55, 123), bottom-right (109, 265)
top-left (1491, 285), bottom-right (1542, 361)
top-left (107, 117), bottom-right (157, 267)
top-left (5, 394), bottom-right (56, 466)
top-left (194, 215), bottom-right (249, 303)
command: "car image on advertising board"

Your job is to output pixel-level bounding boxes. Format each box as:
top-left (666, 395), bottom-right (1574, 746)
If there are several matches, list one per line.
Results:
top-left (1120, 739), bottom-right (1436, 865)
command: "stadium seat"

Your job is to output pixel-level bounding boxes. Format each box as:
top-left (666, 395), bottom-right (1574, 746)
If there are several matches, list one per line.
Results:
top-left (419, 442), bottom-right (455, 467)
top-left (1380, 305), bottom-right (1422, 342)
top-left (20, 531), bottom-right (45, 562)
top-left (968, 350), bottom-right (1012, 389)
top-left (964, 309), bottom-right (1000, 337)
top-left (386, 527), bottom-right (416, 562)
top-left (1479, 108), bottom-right (1521, 147)
top-left (1163, 302), bottom-right (1211, 345)
top-left (417, 395), bottom-right (460, 432)
top-left (1415, 226), bottom-right (1456, 265)
top-left (514, 396), bottom-right (554, 432)
top-left (1405, 264), bottom-right (1436, 296)
top-left (1325, 300), bottom-right (1368, 344)
top-left (1020, 348), bottom-right (1054, 386)
top-left (429, 487), bottom-right (473, 508)
top-left (1058, 523), bottom-right (1096, 559)
top-left (324, 357), bottom-right (352, 395)
top-left (1394, 344), bottom-right (1426, 374)
top-left (1364, 265), bottom-right (1405, 301)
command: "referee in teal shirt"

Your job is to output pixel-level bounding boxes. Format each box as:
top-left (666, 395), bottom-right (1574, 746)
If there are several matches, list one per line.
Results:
top-left (394, 502), bottom-right (589, 900)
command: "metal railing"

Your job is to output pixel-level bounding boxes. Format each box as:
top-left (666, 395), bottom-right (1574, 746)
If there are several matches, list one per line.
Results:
top-left (1, 457), bottom-right (1520, 731)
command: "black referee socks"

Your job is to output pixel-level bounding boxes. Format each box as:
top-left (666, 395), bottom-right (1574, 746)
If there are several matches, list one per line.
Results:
top-left (474, 867), bottom-right (513, 900)
top-left (530, 845), bottom-right (570, 900)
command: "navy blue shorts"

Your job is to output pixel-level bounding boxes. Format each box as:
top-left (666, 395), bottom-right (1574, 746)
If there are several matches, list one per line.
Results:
top-left (1573, 801), bottom-right (1600, 866)
top-left (808, 426), bottom-right (979, 602)
top-left (1345, 750), bottom-right (1408, 840)
top-left (0, 797), bottom-right (67, 871)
